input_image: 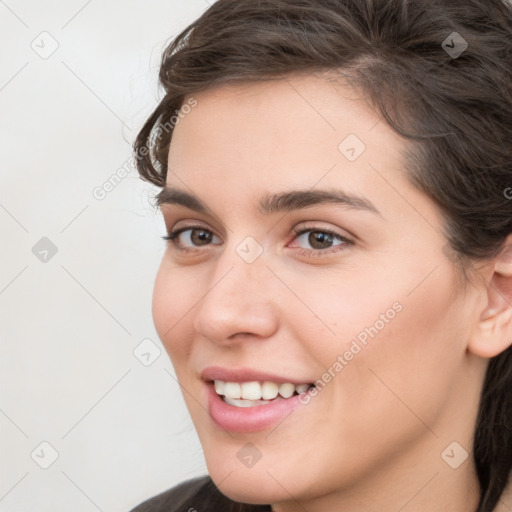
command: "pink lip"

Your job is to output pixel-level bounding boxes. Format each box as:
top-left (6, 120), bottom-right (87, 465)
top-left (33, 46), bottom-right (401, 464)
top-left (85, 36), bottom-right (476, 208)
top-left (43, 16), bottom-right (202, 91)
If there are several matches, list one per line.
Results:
top-left (204, 381), bottom-right (310, 433)
top-left (200, 365), bottom-right (314, 385)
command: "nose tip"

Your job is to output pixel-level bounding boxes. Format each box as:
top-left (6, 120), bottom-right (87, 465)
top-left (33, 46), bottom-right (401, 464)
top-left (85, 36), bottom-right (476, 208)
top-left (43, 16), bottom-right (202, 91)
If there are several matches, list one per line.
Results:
top-left (192, 263), bottom-right (279, 345)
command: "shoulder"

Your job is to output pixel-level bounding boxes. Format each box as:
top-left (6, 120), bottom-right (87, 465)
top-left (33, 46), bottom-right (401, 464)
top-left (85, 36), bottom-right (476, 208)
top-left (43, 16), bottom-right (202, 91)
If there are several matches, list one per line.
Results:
top-left (129, 475), bottom-right (214, 512)
top-left (128, 475), bottom-right (271, 512)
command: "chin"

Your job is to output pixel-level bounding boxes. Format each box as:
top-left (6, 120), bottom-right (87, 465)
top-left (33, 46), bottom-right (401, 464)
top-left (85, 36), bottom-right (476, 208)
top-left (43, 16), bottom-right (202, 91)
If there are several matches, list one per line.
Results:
top-left (211, 475), bottom-right (286, 506)
top-left (205, 455), bottom-right (314, 506)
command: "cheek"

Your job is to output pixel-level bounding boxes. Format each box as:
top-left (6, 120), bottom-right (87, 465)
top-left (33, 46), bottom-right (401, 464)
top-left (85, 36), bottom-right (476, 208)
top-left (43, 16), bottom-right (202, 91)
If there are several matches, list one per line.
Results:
top-left (151, 260), bottom-right (198, 362)
top-left (289, 258), bottom-right (464, 426)
top-left (332, 267), bottom-right (464, 431)
top-left (280, 266), bottom-right (407, 367)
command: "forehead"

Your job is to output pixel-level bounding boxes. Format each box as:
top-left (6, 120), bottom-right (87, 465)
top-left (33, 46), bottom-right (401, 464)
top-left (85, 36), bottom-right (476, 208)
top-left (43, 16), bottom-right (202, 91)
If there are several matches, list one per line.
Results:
top-left (170, 75), bottom-right (399, 165)
top-left (164, 74), bottom-right (433, 224)
top-left (171, 74), bottom-right (389, 153)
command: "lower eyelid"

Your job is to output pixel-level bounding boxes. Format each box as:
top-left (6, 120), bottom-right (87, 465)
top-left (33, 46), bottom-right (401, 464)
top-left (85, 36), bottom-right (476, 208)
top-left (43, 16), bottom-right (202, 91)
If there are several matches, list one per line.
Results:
top-left (291, 242), bottom-right (351, 258)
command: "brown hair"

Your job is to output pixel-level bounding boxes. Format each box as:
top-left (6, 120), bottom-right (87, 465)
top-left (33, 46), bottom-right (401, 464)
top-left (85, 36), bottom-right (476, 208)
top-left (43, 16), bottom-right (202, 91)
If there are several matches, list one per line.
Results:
top-left (133, 1), bottom-right (512, 510)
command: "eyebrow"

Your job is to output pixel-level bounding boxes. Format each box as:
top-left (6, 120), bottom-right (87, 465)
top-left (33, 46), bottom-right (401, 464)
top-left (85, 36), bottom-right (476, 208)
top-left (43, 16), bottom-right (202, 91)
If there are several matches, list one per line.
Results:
top-left (155, 186), bottom-right (381, 216)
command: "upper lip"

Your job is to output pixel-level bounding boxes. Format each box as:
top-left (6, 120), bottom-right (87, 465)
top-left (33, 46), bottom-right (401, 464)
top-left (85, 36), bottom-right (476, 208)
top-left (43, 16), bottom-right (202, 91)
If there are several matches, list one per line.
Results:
top-left (201, 366), bottom-right (314, 385)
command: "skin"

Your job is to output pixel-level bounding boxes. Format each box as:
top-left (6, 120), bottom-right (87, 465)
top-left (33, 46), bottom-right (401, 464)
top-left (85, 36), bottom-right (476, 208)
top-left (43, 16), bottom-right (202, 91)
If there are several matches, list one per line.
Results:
top-left (151, 73), bottom-right (512, 511)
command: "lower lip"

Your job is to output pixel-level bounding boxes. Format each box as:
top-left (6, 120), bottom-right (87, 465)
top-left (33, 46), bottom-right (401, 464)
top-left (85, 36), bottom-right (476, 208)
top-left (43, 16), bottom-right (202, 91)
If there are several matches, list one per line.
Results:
top-left (205, 382), bottom-right (310, 433)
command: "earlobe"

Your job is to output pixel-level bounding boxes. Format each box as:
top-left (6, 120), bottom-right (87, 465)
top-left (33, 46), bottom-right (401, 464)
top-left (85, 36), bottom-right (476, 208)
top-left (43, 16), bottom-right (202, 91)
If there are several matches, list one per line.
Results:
top-left (468, 238), bottom-right (512, 359)
top-left (470, 307), bottom-right (512, 359)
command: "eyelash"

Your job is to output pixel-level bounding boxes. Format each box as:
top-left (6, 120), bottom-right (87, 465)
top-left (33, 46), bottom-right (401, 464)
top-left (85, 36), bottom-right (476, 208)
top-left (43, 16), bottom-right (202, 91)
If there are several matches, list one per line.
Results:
top-left (161, 224), bottom-right (353, 258)
top-left (291, 226), bottom-right (354, 257)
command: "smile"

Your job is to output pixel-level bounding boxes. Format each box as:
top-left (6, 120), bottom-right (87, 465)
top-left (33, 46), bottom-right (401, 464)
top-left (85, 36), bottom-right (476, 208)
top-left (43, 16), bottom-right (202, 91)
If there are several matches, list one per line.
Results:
top-left (214, 380), bottom-right (314, 407)
top-left (205, 380), bottom-right (317, 432)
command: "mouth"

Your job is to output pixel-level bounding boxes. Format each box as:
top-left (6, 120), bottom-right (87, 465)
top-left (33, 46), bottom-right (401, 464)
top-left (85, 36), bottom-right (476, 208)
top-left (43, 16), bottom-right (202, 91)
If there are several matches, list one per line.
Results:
top-left (212, 379), bottom-right (316, 407)
top-left (204, 379), bottom-right (317, 432)
top-left (200, 366), bottom-right (319, 431)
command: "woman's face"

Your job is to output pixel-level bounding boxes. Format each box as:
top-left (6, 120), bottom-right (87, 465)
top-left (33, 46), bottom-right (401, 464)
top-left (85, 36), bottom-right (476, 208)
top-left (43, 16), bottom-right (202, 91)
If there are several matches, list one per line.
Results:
top-left (152, 74), bottom-right (485, 508)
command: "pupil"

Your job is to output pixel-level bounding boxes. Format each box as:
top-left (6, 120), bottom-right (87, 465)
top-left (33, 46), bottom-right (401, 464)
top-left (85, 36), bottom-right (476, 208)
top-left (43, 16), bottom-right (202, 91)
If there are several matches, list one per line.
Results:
top-left (192, 229), bottom-right (212, 246)
top-left (309, 231), bottom-right (332, 249)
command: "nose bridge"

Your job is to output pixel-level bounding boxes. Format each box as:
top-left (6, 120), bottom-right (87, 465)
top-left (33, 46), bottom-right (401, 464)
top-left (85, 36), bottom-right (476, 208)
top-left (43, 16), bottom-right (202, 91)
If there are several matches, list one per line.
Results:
top-left (193, 237), bottom-right (278, 342)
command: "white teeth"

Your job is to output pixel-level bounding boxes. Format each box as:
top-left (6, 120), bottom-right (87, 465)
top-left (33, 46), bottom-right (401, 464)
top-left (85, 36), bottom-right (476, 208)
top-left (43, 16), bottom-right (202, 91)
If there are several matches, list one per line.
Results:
top-left (224, 397), bottom-right (274, 407)
top-left (214, 380), bottom-right (313, 401)
top-left (223, 382), bottom-right (241, 399)
top-left (278, 382), bottom-right (295, 398)
top-left (240, 381), bottom-right (261, 400)
top-left (214, 380), bottom-right (225, 395)
top-left (295, 384), bottom-right (309, 394)
top-left (261, 381), bottom-right (279, 400)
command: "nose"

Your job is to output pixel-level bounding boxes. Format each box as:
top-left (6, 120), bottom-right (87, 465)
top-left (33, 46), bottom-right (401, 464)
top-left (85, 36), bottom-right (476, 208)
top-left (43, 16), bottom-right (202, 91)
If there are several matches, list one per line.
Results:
top-left (192, 246), bottom-right (280, 345)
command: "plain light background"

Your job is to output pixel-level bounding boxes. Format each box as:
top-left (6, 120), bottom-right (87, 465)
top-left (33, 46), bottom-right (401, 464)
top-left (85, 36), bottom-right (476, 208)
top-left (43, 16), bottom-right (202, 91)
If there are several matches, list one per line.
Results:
top-left (0, 2), bottom-right (214, 511)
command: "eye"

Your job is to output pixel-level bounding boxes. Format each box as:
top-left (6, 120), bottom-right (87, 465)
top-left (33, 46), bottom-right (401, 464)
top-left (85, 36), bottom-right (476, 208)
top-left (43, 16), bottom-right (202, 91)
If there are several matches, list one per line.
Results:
top-left (289, 226), bottom-right (352, 255)
top-left (162, 225), bottom-right (221, 251)
top-left (162, 224), bottom-right (353, 257)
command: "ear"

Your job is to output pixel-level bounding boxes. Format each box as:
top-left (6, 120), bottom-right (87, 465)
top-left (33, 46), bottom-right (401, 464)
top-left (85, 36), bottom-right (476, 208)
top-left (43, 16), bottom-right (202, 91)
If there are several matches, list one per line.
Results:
top-left (468, 235), bottom-right (512, 359)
